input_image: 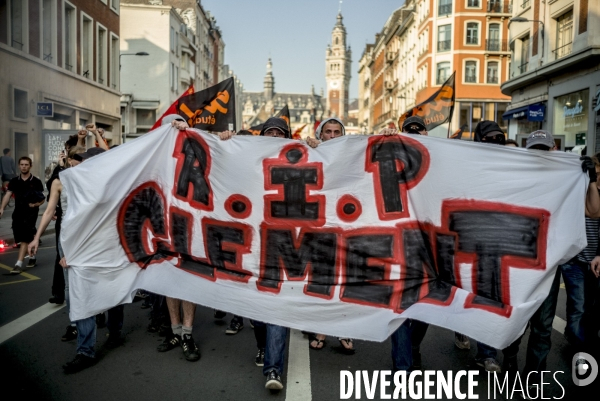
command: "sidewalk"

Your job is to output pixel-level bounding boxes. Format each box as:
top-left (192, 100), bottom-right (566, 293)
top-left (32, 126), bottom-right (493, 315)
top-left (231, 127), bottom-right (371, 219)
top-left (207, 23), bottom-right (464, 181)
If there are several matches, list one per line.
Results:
top-left (0, 201), bottom-right (55, 245)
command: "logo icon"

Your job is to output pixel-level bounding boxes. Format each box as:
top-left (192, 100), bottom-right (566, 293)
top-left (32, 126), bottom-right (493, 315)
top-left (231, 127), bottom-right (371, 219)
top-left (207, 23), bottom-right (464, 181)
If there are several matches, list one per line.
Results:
top-left (572, 352), bottom-right (598, 386)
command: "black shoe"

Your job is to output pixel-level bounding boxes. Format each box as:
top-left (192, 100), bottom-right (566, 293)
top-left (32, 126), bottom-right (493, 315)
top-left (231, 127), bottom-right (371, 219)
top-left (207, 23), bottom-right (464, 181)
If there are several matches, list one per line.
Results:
top-left (265, 370), bottom-right (283, 391)
top-left (140, 298), bottom-right (151, 309)
top-left (181, 334), bottom-right (200, 361)
top-left (255, 348), bottom-right (265, 367)
top-left (49, 295), bottom-right (65, 305)
top-left (26, 258), bottom-right (37, 268)
top-left (214, 310), bottom-right (226, 320)
top-left (147, 318), bottom-right (160, 333)
top-left (225, 319), bottom-right (243, 335)
top-left (63, 354), bottom-right (95, 374)
top-left (105, 333), bottom-right (123, 349)
top-left (96, 313), bottom-right (106, 328)
top-left (61, 325), bottom-right (78, 342)
top-left (157, 333), bottom-right (181, 352)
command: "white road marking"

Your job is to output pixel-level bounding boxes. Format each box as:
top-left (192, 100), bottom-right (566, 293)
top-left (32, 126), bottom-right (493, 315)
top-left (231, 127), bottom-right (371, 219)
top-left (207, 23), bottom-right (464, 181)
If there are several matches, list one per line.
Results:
top-left (286, 329), bottom-right (312, 401)
top-left (552, 315), bottom-right (567, 334)
top-left (0, 303), bottom-right (65, 345)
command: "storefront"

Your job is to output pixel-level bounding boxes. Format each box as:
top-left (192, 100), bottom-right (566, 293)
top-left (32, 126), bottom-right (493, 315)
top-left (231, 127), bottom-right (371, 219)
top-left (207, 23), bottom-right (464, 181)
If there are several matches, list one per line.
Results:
top-left (502, 103), bottom-right (546, 145)
top-left (456, 101), bottom-right (509, 140)
top-left (553, 89), bottom-right (589, 152)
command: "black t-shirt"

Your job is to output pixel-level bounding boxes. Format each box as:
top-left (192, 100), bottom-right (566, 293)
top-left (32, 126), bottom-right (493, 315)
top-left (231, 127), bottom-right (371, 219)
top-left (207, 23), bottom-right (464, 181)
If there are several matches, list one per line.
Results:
top-left (8, 174), bottom-right (44, 211)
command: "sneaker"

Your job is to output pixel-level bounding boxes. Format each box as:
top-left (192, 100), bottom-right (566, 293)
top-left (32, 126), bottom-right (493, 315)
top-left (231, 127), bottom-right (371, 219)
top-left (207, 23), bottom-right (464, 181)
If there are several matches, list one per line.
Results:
top-left (61, 325), bottom-right (78, 342)
top-left (181, 333), bottom-right (200, 361)
top-left (265, 370), bottom-right (284, 391)
top-left (96, 313), bottom-right (106, 328)
top-left (49, 295), bottom-right (65, 304)
top-left (26, 258), bottom-right (37, 268)
top-left (140, 298), bottom-right (151, 309)
top-left (105, 332), bottom-right (123, 349)
top-left (225, 319), bottom-right (244, 335)
top-left (157, 333), bottom-right (181, 352)
top-left (147, 318), bottom-right (160, 333)
top-left (250, 321), bottom-right (255, 329)
top-left (9, 265), bottom-right (22, 275)
top-left (255, 348), bottom-right (265, 367)
top-left (477, 358), bottom-right (502, 373)
top-left (454, 333), bottom-right (470, 350)
top-left (214, 310), bottom-right (226, 320)
top-left (63, 354), bottom-right (95, 374)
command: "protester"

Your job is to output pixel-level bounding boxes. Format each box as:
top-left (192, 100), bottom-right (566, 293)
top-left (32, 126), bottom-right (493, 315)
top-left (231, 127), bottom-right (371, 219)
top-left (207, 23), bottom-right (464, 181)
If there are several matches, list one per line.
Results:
top-left (505, 139), bottom-right (519, 147)
top-left (0, 148), bottom-right (17, 187)
top-left (0, 156), bottom-right (45, 274)
top-left (522, 130), bottom-right (600, 384)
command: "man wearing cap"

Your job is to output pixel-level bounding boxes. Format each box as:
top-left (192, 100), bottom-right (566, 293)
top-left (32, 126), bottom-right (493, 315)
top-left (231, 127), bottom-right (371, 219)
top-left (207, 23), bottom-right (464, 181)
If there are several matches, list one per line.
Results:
top-left (473, 120), bottom-right (506, 145)
top-left (523, 129), bottom-right (600, 382)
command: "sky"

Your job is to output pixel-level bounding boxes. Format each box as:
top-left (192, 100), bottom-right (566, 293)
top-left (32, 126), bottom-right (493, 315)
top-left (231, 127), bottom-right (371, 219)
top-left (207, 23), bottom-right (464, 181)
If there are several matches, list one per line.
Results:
top-left (201, 0), bottom-right (405, 99)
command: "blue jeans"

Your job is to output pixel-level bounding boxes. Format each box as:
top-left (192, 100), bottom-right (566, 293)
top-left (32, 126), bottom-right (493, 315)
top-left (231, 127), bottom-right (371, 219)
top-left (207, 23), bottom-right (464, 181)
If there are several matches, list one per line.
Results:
top-left (391, 319), bottom-right (428, 372)
top-left (263, 324), bottom-right (288, 376)
top-left (560, 261), bottom-right (587, 345)
top-left (76, 316), bottom-right (97, 358)
top-left (525, 268), bottom-right (561, 373)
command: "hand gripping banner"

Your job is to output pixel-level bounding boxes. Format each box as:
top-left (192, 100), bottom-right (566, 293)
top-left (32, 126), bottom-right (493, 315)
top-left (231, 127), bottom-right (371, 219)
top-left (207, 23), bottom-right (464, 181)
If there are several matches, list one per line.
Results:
top-left (60, 126), bottom-right (587, 347)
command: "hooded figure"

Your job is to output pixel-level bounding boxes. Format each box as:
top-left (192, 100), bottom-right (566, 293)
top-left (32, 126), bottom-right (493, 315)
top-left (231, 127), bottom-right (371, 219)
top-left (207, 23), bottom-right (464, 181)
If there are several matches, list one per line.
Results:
top-left (260, 117), bottom-right (291, 139)
top-left (314, 117), bottom-right (346, 141)
top-left (473, 120), bottom-right (506, 144)
top-left (161, 114), bottom-right (187, 126)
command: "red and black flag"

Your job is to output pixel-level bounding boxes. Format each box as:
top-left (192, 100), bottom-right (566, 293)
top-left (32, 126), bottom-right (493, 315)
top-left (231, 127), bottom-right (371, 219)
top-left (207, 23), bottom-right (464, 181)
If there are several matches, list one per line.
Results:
top-left (245, 105), bottom-right (290, 136)
top-left (151, 84), bottom-right (195, 130)
top-left (178, 77), bottom-right (236, 131)
top-left (398, 71), bottom-right (455, 132)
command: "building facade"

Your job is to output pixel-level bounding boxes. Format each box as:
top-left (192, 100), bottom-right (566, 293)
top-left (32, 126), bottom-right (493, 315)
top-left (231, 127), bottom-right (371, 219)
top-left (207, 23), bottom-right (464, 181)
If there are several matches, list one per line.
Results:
top-left (325, 12), bottom-right (352, 120)
top-left (241, 59), bottom-right (325, 138)
top-left (359, 0), bottom-right (512, 138)
top-left (120, 0), bottom-right (236, 140)
top-left (501, 0), bottom-right (600, 152)
top-left (0, 0), bottom-right (122, 180)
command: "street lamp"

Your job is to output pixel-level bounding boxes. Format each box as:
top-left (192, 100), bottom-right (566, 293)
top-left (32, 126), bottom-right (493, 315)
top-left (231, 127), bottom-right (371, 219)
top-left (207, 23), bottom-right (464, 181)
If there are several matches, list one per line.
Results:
top-left (509, 17), bottom-right (545, 62)
top-left (119, 51), bottom-right (149, 69)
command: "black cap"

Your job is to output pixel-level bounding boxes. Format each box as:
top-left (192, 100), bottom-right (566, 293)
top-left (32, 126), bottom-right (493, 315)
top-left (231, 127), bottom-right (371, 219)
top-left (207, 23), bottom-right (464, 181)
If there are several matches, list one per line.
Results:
top-left (260, 117), bottom-right (291, 138)
top-left (474, 121), bottom-right (505, 143)
top-left (402, 116), bottom-right (427, 133)
top-left (73, 147), bottom-right (106, 162)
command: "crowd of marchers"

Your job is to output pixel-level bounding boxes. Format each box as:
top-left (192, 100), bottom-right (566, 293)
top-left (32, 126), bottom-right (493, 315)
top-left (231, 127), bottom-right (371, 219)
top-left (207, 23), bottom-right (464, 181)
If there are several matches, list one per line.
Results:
top-left (1, 116), bottom-right (599, 394)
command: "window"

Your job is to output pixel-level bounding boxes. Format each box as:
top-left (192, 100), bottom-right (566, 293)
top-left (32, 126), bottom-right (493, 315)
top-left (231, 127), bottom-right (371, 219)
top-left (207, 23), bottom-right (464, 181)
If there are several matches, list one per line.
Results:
top-left (110, 0), bottom-right (119, 13)
top-left (110, 34), bottom-right (119, 90)
top-left (467, 0), bottom-right (480, 7)
top-left (12, 86), bottom-right (28, 121)
top-left (438, 25), bottom-right (451, 52)
top-left (170, 27), bottom-right (175, 53)
top-left (554, 10), bottom-right (573, 60)
top-left (97, 25), bottom-right (107, 84)
top-left (136, 108), bottom-right (156, 133)
top-left (436, 62), bottom-right (450, 85)
top-left (81, 13), bottom-right (93, 78)
top-left (63, 2), bottom-right (76, 72)
top-left (170, 63), bottom-right (175, 90)
top-left (439, 0), bottom-right (452, 16)
top-left (466, 22), bottom-right (479, 45)
top-left (487, 61), bottom-right (498, 83)
top-left (519, 36), bottom-right (529, 73)
top-left (465, 61), bottom-right (477, 83)
top-left (9, 0), bottom-right (26, 51)
top-left (42, 0), bottom-right (57, 64)
top-left (487, 23), bottom-right (500, 51)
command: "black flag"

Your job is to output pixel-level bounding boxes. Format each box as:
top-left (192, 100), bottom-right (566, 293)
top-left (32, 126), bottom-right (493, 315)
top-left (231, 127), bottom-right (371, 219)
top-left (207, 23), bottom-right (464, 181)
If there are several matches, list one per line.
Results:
top-left (178, 77), bottom-right (236, 131)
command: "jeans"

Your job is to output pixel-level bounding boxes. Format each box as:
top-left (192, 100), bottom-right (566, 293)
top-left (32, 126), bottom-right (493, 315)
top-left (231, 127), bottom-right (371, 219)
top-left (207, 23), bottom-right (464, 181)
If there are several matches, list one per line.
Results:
top-left (76, 316), bottom-right (97, 358)
top-left (391, 319), bottom-right (429, 372)
top-left (107, 305), bottom-right (125, 335)
top-left (251, 320), bottom-right (267, 349)
top-left (561, 261), bottom-right (587, 345)
top-left (525, 268), bottom-right (561, 373)
top-left (264, 324), bottom-right (288, 376)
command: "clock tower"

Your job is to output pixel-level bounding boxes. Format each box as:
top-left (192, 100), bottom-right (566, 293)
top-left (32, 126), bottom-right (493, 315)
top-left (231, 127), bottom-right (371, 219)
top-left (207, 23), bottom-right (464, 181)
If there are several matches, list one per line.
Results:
top-left (325, 11), bottom-right (352, 119)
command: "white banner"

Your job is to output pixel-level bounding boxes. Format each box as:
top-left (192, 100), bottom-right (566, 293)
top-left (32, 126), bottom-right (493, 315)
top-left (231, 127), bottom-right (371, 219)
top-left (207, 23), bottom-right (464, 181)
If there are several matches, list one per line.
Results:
top-left (60, 126), bottom-right (587, 348)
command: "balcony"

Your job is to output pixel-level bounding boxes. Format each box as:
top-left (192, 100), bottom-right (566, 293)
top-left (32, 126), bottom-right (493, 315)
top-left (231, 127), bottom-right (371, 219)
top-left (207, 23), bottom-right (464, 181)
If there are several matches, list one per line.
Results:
top-left (438, 4), bottom-right (452, 16)
top-left (385, 80), bottom-right (398, 91)
top-left (487, 2), bottom-right (511, 14)
top-left (553, 42), bottom-right (572, 60)
top-left (465, 74), bottom-right (477, 83)
top-left (485, 39), bottom-right (508, 52)
top-left (375, 110), bottom-right (394, 126)
top-left (386, 51), bottom-right (398, 63)
top-left (518, 62), bottom-right (529, 74)
top-left (520, 0), bottom-right (530, 9)
top-left (438, 40), bottom-right (451, 52)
